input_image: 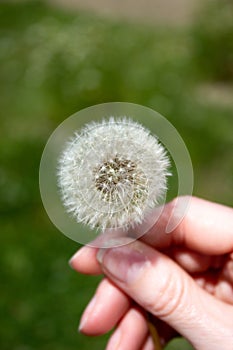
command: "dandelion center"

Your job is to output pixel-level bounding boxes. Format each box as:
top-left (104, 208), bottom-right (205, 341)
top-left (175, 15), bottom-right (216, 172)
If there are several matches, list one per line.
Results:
top-left (94, 155), bottom-right (148, 205)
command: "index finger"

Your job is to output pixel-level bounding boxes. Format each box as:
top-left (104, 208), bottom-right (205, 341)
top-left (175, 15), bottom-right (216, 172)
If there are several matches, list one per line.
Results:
top-left (142, 196), bottom-right (233, 254)
top-left (69, 196), bottom-right (233, 275)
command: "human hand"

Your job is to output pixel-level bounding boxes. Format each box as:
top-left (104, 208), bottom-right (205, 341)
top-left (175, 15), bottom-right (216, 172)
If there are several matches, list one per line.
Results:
top-left (69, 197), bottom-right (233, 350)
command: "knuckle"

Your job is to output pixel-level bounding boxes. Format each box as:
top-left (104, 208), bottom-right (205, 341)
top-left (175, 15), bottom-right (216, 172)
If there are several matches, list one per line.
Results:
top-left (144, 272), bottom-right (188, 320)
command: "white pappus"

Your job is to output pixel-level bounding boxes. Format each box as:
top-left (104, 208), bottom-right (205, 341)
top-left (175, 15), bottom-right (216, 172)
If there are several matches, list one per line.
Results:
top-left (57, 117), bottom-right (170, 231)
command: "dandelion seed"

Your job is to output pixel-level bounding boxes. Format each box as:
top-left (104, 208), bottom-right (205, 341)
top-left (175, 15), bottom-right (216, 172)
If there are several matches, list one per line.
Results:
top-left (57, 117), bottom-right (170, 231)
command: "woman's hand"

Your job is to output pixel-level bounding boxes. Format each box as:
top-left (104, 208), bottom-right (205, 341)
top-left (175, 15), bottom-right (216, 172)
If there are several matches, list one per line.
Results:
top-left (69, 197), bottom-right (233, 350)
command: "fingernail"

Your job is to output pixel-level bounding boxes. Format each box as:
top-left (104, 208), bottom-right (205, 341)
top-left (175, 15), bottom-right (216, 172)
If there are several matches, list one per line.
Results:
top-left (97, 244), bottom-right (150, 284)
top-left (96, 248), bottom-right (106, 264)
top-left (78, 296), bottom-right (97, 332)
top-left (106, 328), bottom-right (122, 350)
top-left (96, 238), bottom-right (130, 263)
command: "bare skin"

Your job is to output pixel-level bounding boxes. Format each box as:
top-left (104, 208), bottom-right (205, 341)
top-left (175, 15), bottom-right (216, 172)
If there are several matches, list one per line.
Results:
top-left (69, 196), bottom-right (233, 350)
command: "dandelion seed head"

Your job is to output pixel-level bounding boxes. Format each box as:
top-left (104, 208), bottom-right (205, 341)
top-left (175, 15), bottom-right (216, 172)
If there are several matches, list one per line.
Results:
top-left (57, 117), bottom-right (170, 231)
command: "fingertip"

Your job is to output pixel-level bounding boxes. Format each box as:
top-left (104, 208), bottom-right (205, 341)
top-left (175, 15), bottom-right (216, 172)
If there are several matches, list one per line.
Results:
top-left (69, 247), bottom-right (85, 268)
top-left (106, 306), bottom-right (148, 350)
top-left (69, 246), bottom-right (101, 275)
top-left (78, 278), bottom-right (131, 335)
top-left (78, 295), bottom-right (98, 335)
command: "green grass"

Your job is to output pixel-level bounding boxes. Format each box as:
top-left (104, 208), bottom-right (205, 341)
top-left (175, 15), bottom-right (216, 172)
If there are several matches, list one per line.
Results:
top-left (192, 0), bottom-right (233, 82)
top-left (0, 1), bottom-right (232, 349)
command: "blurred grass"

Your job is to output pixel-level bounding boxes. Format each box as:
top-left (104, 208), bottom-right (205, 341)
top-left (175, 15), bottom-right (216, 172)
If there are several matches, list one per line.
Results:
top-left (0, 1), bottom-right (232, 349)
top-left (192, 0), bottom-right (233, 82)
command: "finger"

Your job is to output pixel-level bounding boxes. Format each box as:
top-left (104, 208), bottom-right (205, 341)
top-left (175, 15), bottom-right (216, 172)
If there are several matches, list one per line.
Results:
top-left (106, 306), bottom-right (148, 350)
top-left (79, 278), bottom-right (130, 335)
top-left (69, 246), bottom-right (101, 275)
top-left (97, 240), bottom-right (233, 349)
top-left (69, 196), bottom-right (233, 275)
top-left (193, 271), bottom-right (218, 295)
top-left (215, 258), bottom-right (233, 304)
top-left (142, 196), bottom-right (233, 255)
top-left (140, 336), bottom-right (154, 350)
top-left (171, 247), bottom-right (228, 273)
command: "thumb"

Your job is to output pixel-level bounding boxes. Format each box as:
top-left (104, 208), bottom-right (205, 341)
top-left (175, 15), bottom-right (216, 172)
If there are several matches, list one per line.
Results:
top-left (97, 240), bottom-right (233, 350)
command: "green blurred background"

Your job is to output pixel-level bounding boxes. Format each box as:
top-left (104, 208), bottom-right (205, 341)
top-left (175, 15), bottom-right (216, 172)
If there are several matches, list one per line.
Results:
top-left (0, 0), bottom-right (232, 349)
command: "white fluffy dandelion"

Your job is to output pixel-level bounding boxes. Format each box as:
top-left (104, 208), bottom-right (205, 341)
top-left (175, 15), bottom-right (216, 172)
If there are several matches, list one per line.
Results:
top-left (57, 117), bottom-right (170, 231)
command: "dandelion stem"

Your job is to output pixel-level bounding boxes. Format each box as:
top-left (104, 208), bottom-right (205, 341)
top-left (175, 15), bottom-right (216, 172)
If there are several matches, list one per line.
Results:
top-left (147, 313), bottom-right (163, 350)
